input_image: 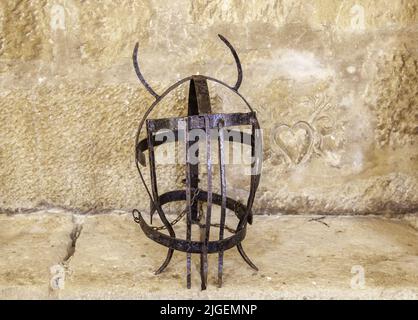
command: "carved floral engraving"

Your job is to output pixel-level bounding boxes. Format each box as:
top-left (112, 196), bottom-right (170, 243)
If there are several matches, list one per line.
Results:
top-left (270, 93), bottom-right (343, 167)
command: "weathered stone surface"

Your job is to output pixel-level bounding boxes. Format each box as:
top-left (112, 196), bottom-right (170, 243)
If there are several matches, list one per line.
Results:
top-left (59, 213), bottom-right (418, 299)
top-left (0, 211), bottom-right (416, 299)
top-left (0, 210), bottom-right (74, 299)
top-left (0, 1), bottom-right (417, 214)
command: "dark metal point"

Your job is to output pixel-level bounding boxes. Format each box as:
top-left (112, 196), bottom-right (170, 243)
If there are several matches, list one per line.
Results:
top-left (154, 248), bottom-right (174, 275)
top-left (237, 243), bottom-right (258, 271)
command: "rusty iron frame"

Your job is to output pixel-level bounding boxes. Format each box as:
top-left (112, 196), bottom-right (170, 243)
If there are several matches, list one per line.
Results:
top-left (131, 35), bottom-right (262, 289)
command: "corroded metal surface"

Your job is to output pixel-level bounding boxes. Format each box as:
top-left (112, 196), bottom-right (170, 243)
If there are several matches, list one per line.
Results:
top-left (131, 35), bottom-right (262, 289)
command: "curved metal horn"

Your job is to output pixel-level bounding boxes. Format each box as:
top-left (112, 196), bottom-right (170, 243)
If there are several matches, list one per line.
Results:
top-left (133, 42), bottom-right (160, 99)
top-left (218, 34), bottom-right (243, 91)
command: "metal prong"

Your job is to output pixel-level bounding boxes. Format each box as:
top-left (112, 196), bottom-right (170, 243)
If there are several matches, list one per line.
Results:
top-left (155, 249), bottom-right (174, 274)
top-left (237, 243), bottom-right (258, 271)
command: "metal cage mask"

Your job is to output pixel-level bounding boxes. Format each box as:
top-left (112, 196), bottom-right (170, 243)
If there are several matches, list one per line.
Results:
top-left (132, 35), bottom-right (262, 290)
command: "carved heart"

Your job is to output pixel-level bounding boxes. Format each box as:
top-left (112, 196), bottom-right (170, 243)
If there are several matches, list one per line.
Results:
top-left (272, 121), bottom-right (314, 164)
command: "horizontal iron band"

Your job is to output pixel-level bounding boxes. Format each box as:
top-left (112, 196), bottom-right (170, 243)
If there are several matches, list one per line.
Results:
top-left (135, 189), bottom-right (250, 253)
top-left (137, 129), bottom-right (254, 166)
top-left (146, 112), bottom-right (256, 132)
top-left (135, 212), bottom-right (247, 254)
top-left (153, 189), bottom-right (248, 220)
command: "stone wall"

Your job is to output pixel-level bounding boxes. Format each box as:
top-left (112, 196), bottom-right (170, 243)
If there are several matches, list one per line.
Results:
top-left (0, 0), bottom-right (417, 215)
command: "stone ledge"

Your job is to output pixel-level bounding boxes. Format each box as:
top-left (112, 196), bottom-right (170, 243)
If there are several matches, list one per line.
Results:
top-left (0, 211), bottom-right (74, 299)
top-left (0, 211), bottom-right (417, 299)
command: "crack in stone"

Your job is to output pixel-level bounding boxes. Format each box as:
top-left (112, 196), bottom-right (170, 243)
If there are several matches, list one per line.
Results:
top-left (49, 214), bottom-right (84, 295)
top-left (63, 214), bottom-right (84, 263)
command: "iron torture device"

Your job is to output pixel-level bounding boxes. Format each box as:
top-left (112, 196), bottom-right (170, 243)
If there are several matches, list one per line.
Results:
top-left (131, 34), bottom-right (262, 289)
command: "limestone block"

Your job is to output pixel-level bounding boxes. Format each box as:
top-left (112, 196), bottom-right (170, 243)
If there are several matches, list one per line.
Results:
top-left (0, 210), bottom-right (74, 299)
top-left (61, 213), bottom-right (418, 299)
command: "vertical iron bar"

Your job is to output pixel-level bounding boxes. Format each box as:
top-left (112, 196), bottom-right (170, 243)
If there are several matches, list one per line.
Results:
top-left (199, 211), bottom-right (206, 290)
top-left (236, 118), bottom-right (259, 271)
top-left (247, 119), bottom-right (258, 224)
top-left (217, 119), bottom-right (227, 287)
top-left (183, 119), bottom-right (192, 289)
top-left (187, 79), bottom-right (199, 222)
top-left (187, 77), bottom-right (211, 223)
top-left (200, 116), bottom-right (213, 290)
